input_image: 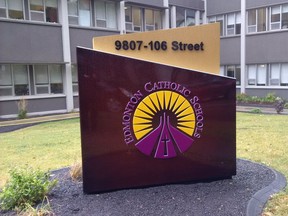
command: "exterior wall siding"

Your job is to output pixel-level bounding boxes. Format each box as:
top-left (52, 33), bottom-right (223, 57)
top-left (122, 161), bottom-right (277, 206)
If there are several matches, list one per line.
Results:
top-left (246, 31), bottom-right (288, 64)
top-left (125, 0), bottom-right (164, 8)
top-left (0, 21), bottom-right (63, 64)
top-left (169, 0), bottom-right (204, 10)
top-left (246, 88), bottom-right (288, 99)
top-left (69, 27), bottom-right (120, 63)
top-left (247, 0), bottom-right (288, 9)
top-left (220, 37), bottom-right (241, 65)
top-left (0, 97), bottom-right (66, 116)
top-left (207, 0), bottom-right (240, 16)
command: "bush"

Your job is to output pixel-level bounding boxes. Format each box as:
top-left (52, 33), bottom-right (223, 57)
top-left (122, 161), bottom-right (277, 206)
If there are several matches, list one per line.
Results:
top-left (275, 97), bottom-right (285, 114)
top-left (0, 167), bottom-right (57, 211)
top-left (17, 98), bottom-right (28, 119)
top-left (237, 93), bottom-right (280, 104)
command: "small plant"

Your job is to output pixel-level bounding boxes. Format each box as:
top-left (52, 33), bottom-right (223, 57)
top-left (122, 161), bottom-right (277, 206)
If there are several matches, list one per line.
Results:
top-left (264, 92), bottom-right (277, 103)
top-left (70, 162), bottom-right (82, 181)
top-left (0, 167), bottom-right (57, 211)
top-left (250, 108), bottom-right (262, 114)
top-left (237, 92), bottom-right (281, 104)
top-left (274, 97), bottom-right (285, 114)
top-left (17, 97), bottom-right (28, 119)
top-left (20, 196), bottom-right (54, 216)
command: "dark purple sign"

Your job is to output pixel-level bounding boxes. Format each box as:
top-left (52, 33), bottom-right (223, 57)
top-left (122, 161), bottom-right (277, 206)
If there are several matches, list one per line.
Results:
top-left (77, 47), bottom-right (236, 194)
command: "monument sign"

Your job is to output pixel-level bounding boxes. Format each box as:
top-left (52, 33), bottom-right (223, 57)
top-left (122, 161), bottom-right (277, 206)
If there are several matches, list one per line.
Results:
top-left (77, 23), bottom-right (236, 193)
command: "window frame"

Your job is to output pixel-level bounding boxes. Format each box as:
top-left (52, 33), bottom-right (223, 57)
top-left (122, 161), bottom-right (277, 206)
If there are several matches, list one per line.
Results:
top-left (270, 5), bottom-right (281, 30)
top-left (176, 6), bottom-right (196, 27)
top-left (125, 5), bottom-right (162, 32)
top-left (94, 0), bottom-right (117, 29)
top-left (0, 0), bottom-right (25, 20)
top-left (68, 0), bottom-right (92, 27)
top-left (224, 65), bottom-right (241, 86)
top-left (29, 0), bottom-right (58, 23)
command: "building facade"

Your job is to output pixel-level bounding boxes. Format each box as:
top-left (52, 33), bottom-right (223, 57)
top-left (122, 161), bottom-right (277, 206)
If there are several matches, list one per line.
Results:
top-left (0, 0), bottom-right (287, 118)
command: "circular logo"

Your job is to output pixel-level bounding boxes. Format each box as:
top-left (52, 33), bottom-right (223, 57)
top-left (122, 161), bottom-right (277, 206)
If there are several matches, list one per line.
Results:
top-left (132, 90), bottom-right (196, 159)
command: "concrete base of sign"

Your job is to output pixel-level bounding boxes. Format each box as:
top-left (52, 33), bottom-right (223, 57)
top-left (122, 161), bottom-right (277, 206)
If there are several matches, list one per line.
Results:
top-left (77, 47), bottom-right (236, 193)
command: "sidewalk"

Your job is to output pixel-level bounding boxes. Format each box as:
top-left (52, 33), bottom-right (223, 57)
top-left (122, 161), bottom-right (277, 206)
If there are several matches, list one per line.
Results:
top-left (0, 112), bottom-right (79, 127)
top-left (236, 105), bottom-right (288, 115)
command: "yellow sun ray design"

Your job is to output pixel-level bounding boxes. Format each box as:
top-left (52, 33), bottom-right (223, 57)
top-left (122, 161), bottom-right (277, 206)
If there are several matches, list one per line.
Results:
top-left (133, 90), bottom-right (196, 140)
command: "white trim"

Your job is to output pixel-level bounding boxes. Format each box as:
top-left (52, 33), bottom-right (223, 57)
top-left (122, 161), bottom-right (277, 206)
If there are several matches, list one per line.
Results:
top-left (119, 1), bottom-right (125, 34)
top-left (240, 0), bottom-right (246, 94)
top-left (170, 6), bottom-right (176, 28)
top-left (162, 0), bottom-right (169, 29)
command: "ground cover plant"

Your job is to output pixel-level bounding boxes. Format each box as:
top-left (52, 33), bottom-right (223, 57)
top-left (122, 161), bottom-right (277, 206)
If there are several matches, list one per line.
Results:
top-left (0, 114), bottom-right (287, 215)
top-left (0, 167), bottom-right (57, 211)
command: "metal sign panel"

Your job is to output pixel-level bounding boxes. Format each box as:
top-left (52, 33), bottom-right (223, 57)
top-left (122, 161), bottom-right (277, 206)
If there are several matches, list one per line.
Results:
top-left (77, 47), bottom-right (236, 194)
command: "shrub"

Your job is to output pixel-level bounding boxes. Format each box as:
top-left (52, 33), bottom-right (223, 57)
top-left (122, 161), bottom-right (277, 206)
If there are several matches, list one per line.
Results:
top-left (0, 167), bottom-right (57, 211)
top-left (263, 92), bottom-right (277, 103)
top-left (275, 97), bottom-right (285, 114)
top-left (237, 92), bottom-right (281, 104)
top-left (17, 98), bottom-right (28, 119)
top-left (70, 162), bottom-right (82, 181)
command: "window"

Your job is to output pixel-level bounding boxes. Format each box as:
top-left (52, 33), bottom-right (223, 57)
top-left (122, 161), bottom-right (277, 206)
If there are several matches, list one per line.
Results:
top-left (270, 63), bottom-right (288, 86)
top-left (281, 63), bottom-right (288, 86)
top-left (247, 64), bottom-right (267, 86)
top-left (270, 5), bottom-right (281, 30)
top-left (226, 12), bottom-right (241, 35)
top-left (125, 6), bottom-right (141, 31)
top-left (257, 8), bottom-right (266, 32)
top-left (208, 15), bottom-right (224, 36)
top-left (176, 7), bottom-right (195, 27)
top-left (227, 13), bottom-right (235, 35)
top-left (225, 65), bottom-right (241, 85)
top-left (257, 64), bottom-right (267, 86)
top-left (14, 65), bottom-right (30, 96)
top-left (95, 1), bottom-right (117, 29)
top-left (29, 0), bottom-right (57, 22)
top-left (145, 9), bottom-right (162, 31)
top-left (34, 65), bottom-right (49, 94)
top-left (125, 6), bottom-right (162, 32)
top-left (0, 64), bottom-right (63, 97)
top-left (270, 64), bottom-right (280, 85)
top-left (49, 65), bottom-right (63, 94)
top-left (282, 4), bottom-right (288, 29)
top-left (68, 0), bottom-right (91, 26)
top-left (0, 64), bottom-right (13, 96)
top-left (247, 8), bottom-right (266, 33)
top-left (247, 65), bottom-right (257, 85)
top-left (248, 63), bottom-right (288, 87)
top-left (71, 65), bottom-right (78, 93)
top-left (0, 0), bottom-right (24, 19)
top-left (247, 9), bottom-right (256, 33)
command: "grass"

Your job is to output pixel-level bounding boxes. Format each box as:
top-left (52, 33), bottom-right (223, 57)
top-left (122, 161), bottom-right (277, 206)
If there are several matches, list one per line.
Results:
top-left (237, 113), bottom-right (288, 216)
top-left (0, 113), bottom-right (287, 215)
top-left (0, 118), bottom-right (81, 187)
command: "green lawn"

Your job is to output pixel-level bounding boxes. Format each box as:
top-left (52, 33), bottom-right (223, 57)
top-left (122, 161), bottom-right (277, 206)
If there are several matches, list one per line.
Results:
top-left (237, 113), bottom-right (288, 216)
top-left (0, 113), bottom-right (287, 215)
top-left (0, 118), bottom-right (81, 187)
